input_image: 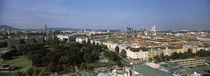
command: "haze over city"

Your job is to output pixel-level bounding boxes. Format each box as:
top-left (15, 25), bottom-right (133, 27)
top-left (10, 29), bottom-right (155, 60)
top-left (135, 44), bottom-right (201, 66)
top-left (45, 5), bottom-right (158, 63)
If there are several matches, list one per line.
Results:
top-left (0, 0), bottom-right (210, 30)
top-left (1, 0), bottom-right (210, 76)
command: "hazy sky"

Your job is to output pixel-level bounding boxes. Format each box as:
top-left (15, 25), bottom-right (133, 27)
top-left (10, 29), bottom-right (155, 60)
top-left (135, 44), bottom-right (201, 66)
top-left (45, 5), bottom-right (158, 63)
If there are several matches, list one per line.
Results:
top-left (0, 0), bottom-right (210, 30)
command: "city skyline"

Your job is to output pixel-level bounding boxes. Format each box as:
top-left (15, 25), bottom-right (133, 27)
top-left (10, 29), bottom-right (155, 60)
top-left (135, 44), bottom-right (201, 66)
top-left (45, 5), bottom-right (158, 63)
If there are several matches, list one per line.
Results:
top-left (0, 1), bottom-right (210, 75)
top-left (0, 0), bottom-right (210, 30)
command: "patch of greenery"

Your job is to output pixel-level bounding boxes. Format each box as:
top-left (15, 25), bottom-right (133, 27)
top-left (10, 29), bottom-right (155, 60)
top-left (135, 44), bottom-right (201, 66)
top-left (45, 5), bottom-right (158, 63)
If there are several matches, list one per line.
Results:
top-left (107, 60), bottom-right (117, 66)
top-left (154, 49), bottom-right (210, 62)
top-left (104, 51), bottom-right (121, 61)
top-left (17, 41), bottom-right (110, 75)
top-left (86, 62), bottom-right (105, 69)
top-left (47, 47), bottom-right (55, 51)
top-left (120, 49), bottom-right (127, 58)
top-left (3, 56), bottom-right (31, 68)
top-left (0, 72), bottom-right (16, 76)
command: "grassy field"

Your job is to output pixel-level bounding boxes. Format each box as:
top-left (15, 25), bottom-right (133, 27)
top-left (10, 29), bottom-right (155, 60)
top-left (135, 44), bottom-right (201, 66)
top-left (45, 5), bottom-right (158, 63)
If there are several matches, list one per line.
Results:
top-left (87, 62), bottom-right (105, 68)
top-left (0, 72), bottom-right (16, 76)
top-left (3, 56), bottom-right (31, 68)
top-left (134, 64), bottom-right (169, 76)
top-left (48, 47), bottom-right (55, 51)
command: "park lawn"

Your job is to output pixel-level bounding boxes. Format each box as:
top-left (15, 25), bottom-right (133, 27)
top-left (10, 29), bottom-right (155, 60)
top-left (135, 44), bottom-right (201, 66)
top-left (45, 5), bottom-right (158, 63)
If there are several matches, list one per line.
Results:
top-left (134, 65), bottom-right (169, 76)
top-left (0, 72), bottom-right (16, 76)
top-left (86, 62), bottom-right (105, 68)
top-left (86, 60), bottom-right (117, 69)
top-left (47, 47), bottom-right (55, 51)
top-left (3, 56), bottom-right (31, 68)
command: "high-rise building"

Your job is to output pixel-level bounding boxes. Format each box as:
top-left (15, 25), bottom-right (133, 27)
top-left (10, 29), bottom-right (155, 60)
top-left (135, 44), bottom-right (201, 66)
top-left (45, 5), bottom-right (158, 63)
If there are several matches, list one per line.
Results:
top-left (151, 25), bottom-right (156, 32)
top-left (107, 30), bottom-right (110, 32)
top-left (144, 28), bottom-right (148, 35)
top-left (139, 26), bottom-right (145, 32)
top-left (45, 24), bottom-right (49, 41)
top-left (126, 26), bottom-right (133, 33)
top-left (151, 25), bottom-right (157, 35)
top-left (45, 24), bottom-right (47, 31)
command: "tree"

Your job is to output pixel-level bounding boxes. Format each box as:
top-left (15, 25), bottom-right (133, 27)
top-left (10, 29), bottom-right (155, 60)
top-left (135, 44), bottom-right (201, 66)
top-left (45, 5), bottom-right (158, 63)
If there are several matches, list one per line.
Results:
top-left (187, 48), bottom-right (193, 52)
top-left (83, 52), bottom-right (92, 63)
top-left (59, 55), bottom-right (70, 64)
top-left (82, 41), bottom-right (86, 44)
top-left (120, 49), bottom-right (127, 58)
top-left (92, 42), bottom-right (95, 45)
top-left (91, 49), bottom-right (99, 60)
top-left (165, 55), bottom-right (170, 61)
top-left (171, 52), bottom-right (180, 59)
top-left (33, 69), bottom-right (41, 76)
top-left (160, 53), bottom-right (166, 61)
top-left (17, 40), bottom-right (111, 73)
top-left (26, 68), bottom-right (33, 76)
top-left (115, 46), bottom-right (119, 54)
top-left (186, 48), bottom-right (194, 58)
top-left (55, 65), bottom-right (63, 74)
top-left (87, 39), bottom-right (91, 44)
top-left (48, 63), bottom-right (57, 76)
top-left (154, 55), bottom-right (161, 62)
top-left (117, 60), bottom-right (123, 67)
top-left (0, 42), bottom-right (7, 48)
top-left (1, 49), bottom-right (20, 60)
top-left (104, 51), bottom-right (120, 61)
top-left (96, 43), bottom-right (99, 46)
top-left (196, 49), bottom-right (210, 57)
top-left (79, 63), bottom-right (87, 71)
top-left (31, 54), bottom-right (43, 66)
top-left (16, 71), bottom-right (26, 76)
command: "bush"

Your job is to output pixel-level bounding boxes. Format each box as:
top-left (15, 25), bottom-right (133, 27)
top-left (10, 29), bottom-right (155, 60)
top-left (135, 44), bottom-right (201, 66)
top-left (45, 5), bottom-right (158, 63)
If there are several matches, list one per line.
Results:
top-left (1, 49), bottom-right (21, 60)
top-left (26, 68), bottom-right (33, 76)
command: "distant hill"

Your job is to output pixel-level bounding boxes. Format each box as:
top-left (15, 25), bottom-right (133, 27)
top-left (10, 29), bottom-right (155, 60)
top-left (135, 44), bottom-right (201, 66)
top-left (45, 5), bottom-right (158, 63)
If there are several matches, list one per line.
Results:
top-left (48, 28), bottom-right (79, 30)
top-left (0, 25), bottom-right (19, 31)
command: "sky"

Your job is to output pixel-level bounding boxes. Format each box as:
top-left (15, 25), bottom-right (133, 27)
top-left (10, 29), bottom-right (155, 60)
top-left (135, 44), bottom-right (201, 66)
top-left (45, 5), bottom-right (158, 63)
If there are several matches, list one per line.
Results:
top-left (0, 0), bottom-right (210, 30)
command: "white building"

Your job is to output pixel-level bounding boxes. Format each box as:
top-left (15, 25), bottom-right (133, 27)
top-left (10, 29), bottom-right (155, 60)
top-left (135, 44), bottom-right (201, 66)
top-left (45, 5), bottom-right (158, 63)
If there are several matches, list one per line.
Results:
top-left (76, 38), bottom-right (89, 43)
top-left (125, 47), bottom-right (148, 60)
top-left (163, 45), bottom-right (204, 56)
top-left (151, 25), bottom-right (156, 32)
top-left (56, 35), bottom-right (69, 41)
top-left (175, 33), bottom-right (185, 36)
top-left (110, 43), bottom-right (118, 51)
top-left (94, 40), bottom-right (103, 45)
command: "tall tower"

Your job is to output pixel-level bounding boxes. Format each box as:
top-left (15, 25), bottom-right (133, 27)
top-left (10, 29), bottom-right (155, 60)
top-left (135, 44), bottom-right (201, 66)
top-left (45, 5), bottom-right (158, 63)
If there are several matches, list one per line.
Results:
top-left (45, 24), bottom-right (49, 41)
top-left (45, 24), bottom-right (47, 31)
